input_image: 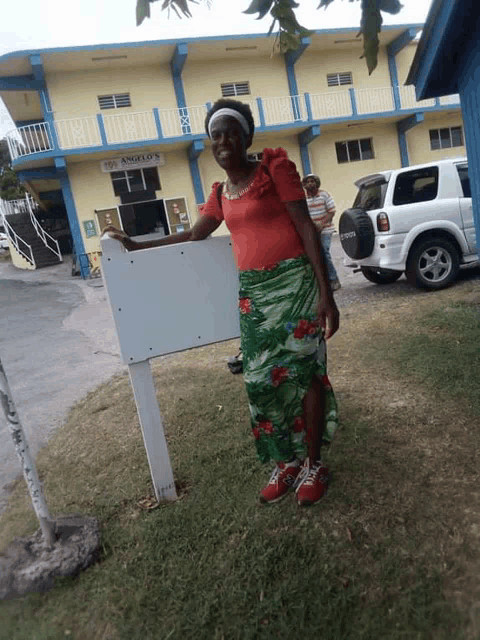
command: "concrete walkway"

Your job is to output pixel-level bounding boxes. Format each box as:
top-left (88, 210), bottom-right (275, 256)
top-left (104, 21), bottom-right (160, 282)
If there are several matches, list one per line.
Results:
top-left (0, 255), bottom-right (125, 513)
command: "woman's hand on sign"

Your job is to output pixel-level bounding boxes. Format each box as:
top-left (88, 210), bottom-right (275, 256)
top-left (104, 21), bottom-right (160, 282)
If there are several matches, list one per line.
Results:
top-left (102, 226), bottom-right (139, 251)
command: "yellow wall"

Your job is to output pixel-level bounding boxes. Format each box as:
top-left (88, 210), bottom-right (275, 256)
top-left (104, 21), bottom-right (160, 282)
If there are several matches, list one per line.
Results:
top-left (309, 122), bottom-right (402, 219)
top-left (396, 42), bottom-right (417, 86)
top-left (67, 148), bottom-right (198, 253)
top-left (183, 56), bottom-right (290, 106)
top-left (47, 65), bottom-right (176, 118)
top-left (296, 45), bottom-right (392, 95)
top-left (406, 115), bottom-right (467, 166)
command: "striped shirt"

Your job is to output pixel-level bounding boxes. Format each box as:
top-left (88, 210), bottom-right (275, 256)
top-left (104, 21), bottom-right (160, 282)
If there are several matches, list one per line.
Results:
top-left (306, 190), bottom-right (336, 235)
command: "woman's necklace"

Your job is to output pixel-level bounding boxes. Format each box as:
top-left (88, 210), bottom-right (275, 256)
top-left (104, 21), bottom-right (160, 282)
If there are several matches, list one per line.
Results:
top-left (224, 163), bottom-right (258, 200)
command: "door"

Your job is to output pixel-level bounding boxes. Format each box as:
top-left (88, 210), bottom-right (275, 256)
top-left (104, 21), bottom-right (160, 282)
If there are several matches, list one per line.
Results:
top-left (119, 199), bottom-right (169, 238)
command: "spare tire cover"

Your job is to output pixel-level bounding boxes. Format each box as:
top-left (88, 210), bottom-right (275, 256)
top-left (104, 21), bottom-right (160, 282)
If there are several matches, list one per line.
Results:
top-left (339, 208), bottom-right (375, 260)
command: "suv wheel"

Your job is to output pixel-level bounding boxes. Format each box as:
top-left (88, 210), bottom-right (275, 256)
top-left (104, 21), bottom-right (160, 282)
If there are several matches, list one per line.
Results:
top-left (406, 237), bottom-right (460, 290)
top-left (360, 266), bottom-right (402, 285)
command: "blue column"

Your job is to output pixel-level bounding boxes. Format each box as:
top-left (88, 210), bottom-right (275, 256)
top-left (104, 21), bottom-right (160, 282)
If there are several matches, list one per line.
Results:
top-left (298, 125), bottom-right (321, 177)
top-left (349, 88), bottom-right (358, 116)
top-left (459, 74), bottom-right (480, 250)
top-left (29, 54), bottom-right (59, 150)
top-left (396, 113), bottom-right (424, 167)
top-left (387, 29), bottom-right (418, 112)
top-left (153, 108), bottom-right (164, 139)
top-left (96, 114), bottom-right (108, 146)
top-left (170, 44), bottom-right (190, 134)
top-left (188, 140), bottom-right (205, 204)
top-left (284, 37), bottom-right (310, 121)
top-left (397, 130), bottom-right (409, 167)
top-left (54, 157), bottom-right (89, 277)
top-left (256, 97), bottom-right (266, 129)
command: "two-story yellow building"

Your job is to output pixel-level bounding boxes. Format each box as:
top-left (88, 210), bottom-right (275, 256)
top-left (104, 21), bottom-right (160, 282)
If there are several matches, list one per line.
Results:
top-left (0, 25), bottom-right (465, 275)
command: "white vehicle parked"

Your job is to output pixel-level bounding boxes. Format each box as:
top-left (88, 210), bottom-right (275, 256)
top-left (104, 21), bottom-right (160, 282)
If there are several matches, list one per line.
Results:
top-left (0, 232), bottom-right (9, 250)
top-left (339, 158), bottom-right (478, 289)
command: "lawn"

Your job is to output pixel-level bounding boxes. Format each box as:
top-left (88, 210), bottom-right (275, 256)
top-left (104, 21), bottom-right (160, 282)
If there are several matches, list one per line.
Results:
top-left (1, 280), bottom-right (479, 639)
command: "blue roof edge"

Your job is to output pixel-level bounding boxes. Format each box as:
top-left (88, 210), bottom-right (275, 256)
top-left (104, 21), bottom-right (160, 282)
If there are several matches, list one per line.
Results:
top-left (0, 23), bottom-right (424, 64)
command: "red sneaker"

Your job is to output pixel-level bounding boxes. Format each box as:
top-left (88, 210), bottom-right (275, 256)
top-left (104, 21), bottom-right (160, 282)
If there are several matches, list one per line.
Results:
top-left (295, 459), bottom-right (329, 506)
top-left (259, 460), bottom-right (301, 504)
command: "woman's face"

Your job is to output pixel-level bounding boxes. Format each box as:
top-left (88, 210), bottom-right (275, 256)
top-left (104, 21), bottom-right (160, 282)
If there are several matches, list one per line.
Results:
top-left (209, 115), bottom-right (252, 170)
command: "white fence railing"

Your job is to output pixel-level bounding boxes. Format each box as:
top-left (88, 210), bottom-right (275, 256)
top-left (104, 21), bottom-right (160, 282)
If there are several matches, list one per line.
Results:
top-left (159, 105), bottom-right (207, 138)
top-left (439, 94), bottom-right (460, 106)
top-left (262, 95), bottom-right (306, 125)
top-left (55, 116), bottom-right (102, 149)
top-left (309, 90), bottom-right (352, 120)
top-left (5, 89), bottom-right (463, 161)
top-left (398, 85), bottom-right (436, 109)
top-left (356, 87), bottom-right (395, 114)
top-left (25, 194), bottom-right (62, 262)
top-left (103, 110), bottom-right (157, 144)
top-left (0, 199), bottom-right (35, 267)
top-left (6, 122), bottom-right (53, 161)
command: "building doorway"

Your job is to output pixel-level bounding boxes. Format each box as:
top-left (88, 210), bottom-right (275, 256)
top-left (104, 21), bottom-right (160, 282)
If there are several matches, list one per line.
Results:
top-left (119, 199), bottom-right (169, 238)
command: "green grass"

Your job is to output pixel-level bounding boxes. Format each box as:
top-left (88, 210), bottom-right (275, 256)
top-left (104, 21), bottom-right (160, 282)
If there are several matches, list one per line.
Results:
top-left (1, 301), bottom-right (478, 639)
top-left (377, 301), bottom-right (480, 414)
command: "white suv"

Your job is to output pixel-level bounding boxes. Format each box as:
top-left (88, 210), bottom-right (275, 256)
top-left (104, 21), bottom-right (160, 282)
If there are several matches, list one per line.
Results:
top-left (0, 232), bottom-right (9, 250)
top-left (339, 158), bottom-right (478, 289)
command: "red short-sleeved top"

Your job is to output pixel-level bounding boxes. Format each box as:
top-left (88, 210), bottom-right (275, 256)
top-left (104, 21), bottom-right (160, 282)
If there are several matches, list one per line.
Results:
top-left (201, 148), bottom-right (306, 270)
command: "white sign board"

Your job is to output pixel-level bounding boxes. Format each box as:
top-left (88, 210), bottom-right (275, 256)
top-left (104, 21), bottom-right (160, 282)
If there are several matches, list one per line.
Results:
top-left (100, 235), bottom-right (240, 502)
top-left (100, 152), bottom-right (166, 172)
top-left (101, 236), bottom-right (240, 364)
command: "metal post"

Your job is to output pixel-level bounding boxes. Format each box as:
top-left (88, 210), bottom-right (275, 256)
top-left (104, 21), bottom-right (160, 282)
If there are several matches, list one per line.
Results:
top-left (0, 358), bottom-right (56, 546)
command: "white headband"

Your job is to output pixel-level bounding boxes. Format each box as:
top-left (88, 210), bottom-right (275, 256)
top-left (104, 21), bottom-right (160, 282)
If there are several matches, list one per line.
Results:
top-left (208, 108), bottom-right (250, 137)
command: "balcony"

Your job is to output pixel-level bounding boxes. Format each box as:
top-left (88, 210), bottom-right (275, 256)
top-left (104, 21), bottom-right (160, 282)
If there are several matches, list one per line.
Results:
top-left (6, 88), bottom-right (461, 162)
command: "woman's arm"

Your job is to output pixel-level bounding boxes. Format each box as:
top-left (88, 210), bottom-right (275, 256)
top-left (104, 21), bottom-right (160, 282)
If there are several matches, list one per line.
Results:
top-left (102, 215), bottom-right (221, 251)
top-left (285, 199), bottom-right (340, 339)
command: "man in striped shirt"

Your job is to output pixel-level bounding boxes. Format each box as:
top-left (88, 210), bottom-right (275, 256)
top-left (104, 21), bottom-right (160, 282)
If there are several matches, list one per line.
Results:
top-left (302, 174), bottom-right (341, 291)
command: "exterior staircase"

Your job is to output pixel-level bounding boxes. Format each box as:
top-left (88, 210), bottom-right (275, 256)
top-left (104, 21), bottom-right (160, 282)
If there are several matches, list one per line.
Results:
top-left (6, 212), bottom-right (62, 269)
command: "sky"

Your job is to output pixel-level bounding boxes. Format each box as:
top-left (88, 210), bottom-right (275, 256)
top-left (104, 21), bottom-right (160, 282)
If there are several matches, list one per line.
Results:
top-left (0, 0), bottom-right (433, 138)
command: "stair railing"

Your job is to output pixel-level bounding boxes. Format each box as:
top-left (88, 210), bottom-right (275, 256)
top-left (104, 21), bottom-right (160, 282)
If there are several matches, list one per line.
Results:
top-left (25, 194), bottom-right (63, 262)
top-left (0, 200), bottom-right (36, 267)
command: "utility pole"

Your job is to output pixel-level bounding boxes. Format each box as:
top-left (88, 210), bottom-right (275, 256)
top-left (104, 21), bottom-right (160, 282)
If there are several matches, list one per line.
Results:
top-left (0, 358), bottom-right (56, 546)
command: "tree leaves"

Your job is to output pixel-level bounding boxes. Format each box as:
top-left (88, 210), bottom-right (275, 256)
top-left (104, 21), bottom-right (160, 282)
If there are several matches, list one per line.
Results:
top-left (135, 0), bottom-right (405, 73)
top-left (0, 139), bottom-right (25, 200)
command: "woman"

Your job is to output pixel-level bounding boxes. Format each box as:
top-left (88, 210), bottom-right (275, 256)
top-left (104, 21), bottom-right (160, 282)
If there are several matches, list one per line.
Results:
top-left (105, 98), bottom-right (339, 507)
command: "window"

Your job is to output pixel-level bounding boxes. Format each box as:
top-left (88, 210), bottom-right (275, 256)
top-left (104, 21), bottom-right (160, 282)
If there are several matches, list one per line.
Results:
top-left (220, 82), bottom-right (250, 97)
top-left (392, 167), bottom-right (439, 206)
top-left (429, 126), bottom-right (464, 150)
top-left (98, 93), bottom-right (131, 110)
top-left (111, 167), bottom-right (160, 196)
top-left (335, 138), bottom-right (374, 164)
top-left (456, 164), bottom-right (471, 197)
top-left (353, 180), bottom-right (388, 211)
top-left (327, 72), bottom-right (353, 87)
top-left (248, 152), bottom-right (263, 162)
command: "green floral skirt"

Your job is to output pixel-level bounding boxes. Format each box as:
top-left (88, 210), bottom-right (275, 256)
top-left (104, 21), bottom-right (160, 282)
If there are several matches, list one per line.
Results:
top-left (238, 255), bottom-right (338, 464)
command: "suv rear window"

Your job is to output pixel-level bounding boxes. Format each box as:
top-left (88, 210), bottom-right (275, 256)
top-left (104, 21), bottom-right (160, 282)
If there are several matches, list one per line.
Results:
top-left (393, 167), bottom-right (439, 206)
top-left (353, 182), bottom-right (387, 211)
top-left (456, 164), bottom-right (471, 197)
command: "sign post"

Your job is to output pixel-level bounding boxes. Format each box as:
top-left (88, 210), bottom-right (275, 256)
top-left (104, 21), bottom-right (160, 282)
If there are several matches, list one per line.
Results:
top-left (100, 235), bottom-right (240, 501)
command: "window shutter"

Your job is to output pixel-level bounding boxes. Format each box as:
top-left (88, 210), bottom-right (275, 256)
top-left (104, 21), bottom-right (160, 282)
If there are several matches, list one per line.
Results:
top-left (98, 93), bottom-right (131, 110)
top-left (98, 95), bottom-right (116, 110)
top-left (114, 93), bottom-right (131, 108)
top-left (327, 72), bottom-right (353, 87)
top-left (221, 82), bottom-right (250, 97)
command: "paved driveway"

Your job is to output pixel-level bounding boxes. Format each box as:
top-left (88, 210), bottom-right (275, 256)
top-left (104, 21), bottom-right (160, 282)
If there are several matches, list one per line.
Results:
top-left (0, 257), bottom-right (125, 513)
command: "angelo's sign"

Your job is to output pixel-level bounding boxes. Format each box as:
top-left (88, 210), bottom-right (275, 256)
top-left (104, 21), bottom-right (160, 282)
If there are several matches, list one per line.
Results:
top-left (100, 153), bottom-right (165, 172)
